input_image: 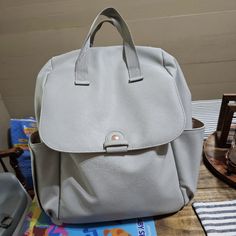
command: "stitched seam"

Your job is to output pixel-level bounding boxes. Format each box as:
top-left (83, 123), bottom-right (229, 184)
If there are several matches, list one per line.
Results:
top-left (50, 58), bottom-right (54, 70)
top-left (58, 152), bottom-right (61, 220)
top-left (170, 142), bottom-right (187, 205)
top-left (30, 148), bottom-right (44, 211)
top-left (161, 49), bottom-right (173, 77)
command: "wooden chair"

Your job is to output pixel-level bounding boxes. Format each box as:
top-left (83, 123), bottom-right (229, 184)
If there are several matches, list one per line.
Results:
top-left (203, 94), bottom-right (236, 188)
top-left (216, 94), bottom-right (236, 148)
top-left (0, 147), bottom-right (25, 186)
top-left (0, 146), bottom-right (35, 197)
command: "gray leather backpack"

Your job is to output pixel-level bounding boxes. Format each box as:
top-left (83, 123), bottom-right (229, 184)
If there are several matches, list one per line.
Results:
top-left (30, 7), bottom-right (204, 224)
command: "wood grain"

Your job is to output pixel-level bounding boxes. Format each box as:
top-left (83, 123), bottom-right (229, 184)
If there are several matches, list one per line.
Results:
top-left (182, 61), bottom-right (236, 85)
top-left (1, 11), bottom-right (236, 63)
top-left (1, 0), bottom-right (236, 34)
top-left (1, 58), bottom-right (236, 100)
top-left (0, 1), bottom-right (235, 116)
top-left (190, 82), bottom-right (236, 100)
top-left (156, 163), bottom-right (236, 235)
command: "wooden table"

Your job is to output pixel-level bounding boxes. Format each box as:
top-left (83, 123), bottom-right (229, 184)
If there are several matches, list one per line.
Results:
top-left (156, 163), bottom-right (236, 235)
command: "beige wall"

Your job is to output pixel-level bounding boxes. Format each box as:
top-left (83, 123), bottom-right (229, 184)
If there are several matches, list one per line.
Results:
top-left (0, 92), bottom-right (13, 172)
top-left (0, 0), bottom-right (236, 117)
top-left (0, 93), bottom-right (10, 148)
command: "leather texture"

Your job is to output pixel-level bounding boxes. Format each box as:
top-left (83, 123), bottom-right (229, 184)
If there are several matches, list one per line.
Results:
top-left (31, 7), bottom-right (204, 224)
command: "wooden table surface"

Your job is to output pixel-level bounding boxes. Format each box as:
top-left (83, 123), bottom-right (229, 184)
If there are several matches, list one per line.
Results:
top-left (156, 163), bottom-right (236, 236)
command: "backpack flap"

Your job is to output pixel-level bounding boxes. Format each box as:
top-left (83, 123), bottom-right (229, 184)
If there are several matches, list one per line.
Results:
top-left (38, 46), bottom-right (186, 153)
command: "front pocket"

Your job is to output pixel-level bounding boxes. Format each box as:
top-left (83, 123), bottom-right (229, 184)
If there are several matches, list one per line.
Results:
top-left (29, 131), bottom-right (60, 222)
top-left (59, 143), bottom-right (185, 223)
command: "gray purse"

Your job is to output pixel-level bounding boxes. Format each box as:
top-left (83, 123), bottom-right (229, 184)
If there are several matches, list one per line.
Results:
top-left (30, 7), bottom-right (204, 224)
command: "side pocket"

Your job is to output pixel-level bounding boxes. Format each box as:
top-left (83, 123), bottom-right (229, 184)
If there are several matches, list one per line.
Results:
top-left (171, 118), bottom-right (204, 204)
top-left (29, 131), bottom-right (60, 222)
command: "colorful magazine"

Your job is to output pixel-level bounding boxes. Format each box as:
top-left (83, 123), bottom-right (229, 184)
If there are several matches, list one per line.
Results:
top-left (20, 200), bottom-right (157, 236)
top-left (10, 118), bottom-right (37, 150)
top-left (10, 118), bottom-right (37, 189)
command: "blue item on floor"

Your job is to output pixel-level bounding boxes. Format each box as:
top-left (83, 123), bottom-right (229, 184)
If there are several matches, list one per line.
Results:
top-left (21, 199), bottom-right (158, 236)
top-left (9, 118), bottom-right (37, 189)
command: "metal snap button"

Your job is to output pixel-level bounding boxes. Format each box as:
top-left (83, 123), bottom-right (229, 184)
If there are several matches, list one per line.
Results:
top-left (111, 134), bottom-right (120, 141)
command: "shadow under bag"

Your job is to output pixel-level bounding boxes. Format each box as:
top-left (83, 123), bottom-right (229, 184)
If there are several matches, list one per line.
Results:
top-left (30, 7), bottom-right (205, 224)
